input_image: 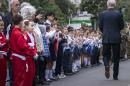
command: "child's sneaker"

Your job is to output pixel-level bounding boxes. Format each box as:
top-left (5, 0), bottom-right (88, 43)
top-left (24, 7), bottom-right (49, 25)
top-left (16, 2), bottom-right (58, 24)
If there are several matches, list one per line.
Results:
top-left (58, 74), bottom-right (66, 79)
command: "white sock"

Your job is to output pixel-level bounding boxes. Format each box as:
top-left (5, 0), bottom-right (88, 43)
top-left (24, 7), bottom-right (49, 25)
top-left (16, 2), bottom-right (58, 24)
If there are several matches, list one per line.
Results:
top-left (74, 61), bottom-right (78, 71)
top-left (75, 60), bottom-right (78, 67)
top-left (52, 61), bottom-right (56, 70)
top-left (49, 70), bottom-right (53, 79)
top-left (125, 53), bottom-right (127, 59)
top-left (88, 60), bottom-right (91, 65)
top-left (72, 62), bottom-right (75, 72)
top-left (45, 69), bottom-right (49, 80)
top-left (78, 59), bottom-right (81, 68)
top-left (84, 58), bottom-right (88, 65)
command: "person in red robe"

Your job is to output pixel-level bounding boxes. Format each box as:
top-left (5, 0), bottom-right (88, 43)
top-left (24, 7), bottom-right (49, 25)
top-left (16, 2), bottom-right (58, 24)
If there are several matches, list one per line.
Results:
top-left (0, 15), bottom-right (8, 86)
top-left (10, 15), bottom-right (35, 86)
top-left (23, 20), bottom-right (37, 86)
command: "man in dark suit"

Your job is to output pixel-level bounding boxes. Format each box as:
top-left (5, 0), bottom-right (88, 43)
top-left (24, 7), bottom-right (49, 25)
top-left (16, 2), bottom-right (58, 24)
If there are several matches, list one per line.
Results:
top-left (99, 0), bottom-right (124, 80)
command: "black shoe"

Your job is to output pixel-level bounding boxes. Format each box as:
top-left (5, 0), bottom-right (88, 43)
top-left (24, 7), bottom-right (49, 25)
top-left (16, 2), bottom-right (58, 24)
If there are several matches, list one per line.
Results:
top-left (97, 62), bottom-right (102, 66)
top-left (105, 67), bottom-right (110, 79)
top-left (113, 73), bottom-right (119, 80)
top-left (113, 77), bottom-right (118, 80)
top-left (81, 64), bottom-right (85, 67)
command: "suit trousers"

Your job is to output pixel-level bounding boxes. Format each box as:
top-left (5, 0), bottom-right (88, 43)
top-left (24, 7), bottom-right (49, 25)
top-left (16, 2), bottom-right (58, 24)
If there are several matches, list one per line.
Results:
top-left (103, 43), bottom-right (120, 78)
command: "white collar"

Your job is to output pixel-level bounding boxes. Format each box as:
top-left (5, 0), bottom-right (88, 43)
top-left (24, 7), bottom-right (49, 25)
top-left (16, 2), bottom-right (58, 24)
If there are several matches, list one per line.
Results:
top-left (27, 32), bottom-right (34, 43)
top-left (46, 20), bottom-right (51, 25)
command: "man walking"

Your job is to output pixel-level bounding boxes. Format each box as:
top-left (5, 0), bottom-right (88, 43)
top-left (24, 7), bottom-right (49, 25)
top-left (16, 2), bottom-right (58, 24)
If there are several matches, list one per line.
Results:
top-left (99, 0), bottom-right (124, 80)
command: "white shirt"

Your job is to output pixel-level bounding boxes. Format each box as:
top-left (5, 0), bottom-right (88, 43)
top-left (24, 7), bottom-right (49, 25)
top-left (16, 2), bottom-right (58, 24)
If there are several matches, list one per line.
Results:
top-left (27, 32), bottom-right (35, 48)
top-left (46, 20), bottom-right (51, 25)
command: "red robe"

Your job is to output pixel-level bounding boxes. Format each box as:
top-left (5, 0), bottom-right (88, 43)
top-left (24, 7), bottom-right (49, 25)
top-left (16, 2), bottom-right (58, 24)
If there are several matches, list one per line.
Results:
top-left (0, 32), bottom-right (8, 55)
top-left (10, 27), bottom-right (35, 58)
top-left (24, 32), bottom-right (37, 86)
top-left (0, 32), bottom-right (8, 86)
top-left (25, 32), bottom-right (37, 57)
top-left (10, 26), bottom-right (35, 86)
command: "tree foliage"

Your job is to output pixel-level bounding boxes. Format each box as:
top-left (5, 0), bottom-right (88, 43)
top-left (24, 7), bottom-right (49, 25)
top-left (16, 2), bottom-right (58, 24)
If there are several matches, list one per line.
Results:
top-left (55, 0), bottom-right (76, 15)
top-left (24, 0), bottom-right (77, 24)
top-left (80, 0), bottom-right (106, 16)
top-left (117, 0), bottom-right (130, 22)
top-left (4, 0), bottom-right (76, 24)
top-left (80, 0), bottom-right (130, 22)
top-left (1, 0), bottom-right (8, 13)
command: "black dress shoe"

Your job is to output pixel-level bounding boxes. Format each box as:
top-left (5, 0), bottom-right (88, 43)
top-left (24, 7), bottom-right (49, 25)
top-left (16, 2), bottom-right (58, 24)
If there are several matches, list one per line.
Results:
top-left (113, 77), bottom-right (118, 80)
top-left (113, 74), bottom-right (118, 80)
top-left (105, 67), bottom-right (110, 79)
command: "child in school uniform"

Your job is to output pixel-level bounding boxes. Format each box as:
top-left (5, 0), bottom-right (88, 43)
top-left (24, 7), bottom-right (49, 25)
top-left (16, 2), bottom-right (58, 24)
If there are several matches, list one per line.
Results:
top-left (89, 31), bottom-right (101, 66)
top-left (63, 41), bottom-right (73, 74)
top-left (72, 39), bottom-right (81, 72)
top-left (82, 33), bottom-right (91, 67)
top-left (45, 25), bottom-right (56, 81)
top-left (0, 15), bottom-right (8, 86)
top-left (55, 33), bottom-right (67, 79)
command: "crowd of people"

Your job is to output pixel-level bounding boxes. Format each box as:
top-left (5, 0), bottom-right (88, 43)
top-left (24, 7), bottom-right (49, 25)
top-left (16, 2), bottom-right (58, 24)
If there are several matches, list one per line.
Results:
top-left (0, 0), bottom-right (103, 86)
top-left (0, 0), bottom-right (128, 86)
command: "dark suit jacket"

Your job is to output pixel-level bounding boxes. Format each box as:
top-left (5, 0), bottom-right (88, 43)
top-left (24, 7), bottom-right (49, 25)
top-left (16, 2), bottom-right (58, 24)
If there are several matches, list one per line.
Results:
top-left (99, 9), bottom-right (124, 44)
top-left (3, 12), bottom-right (13, 35)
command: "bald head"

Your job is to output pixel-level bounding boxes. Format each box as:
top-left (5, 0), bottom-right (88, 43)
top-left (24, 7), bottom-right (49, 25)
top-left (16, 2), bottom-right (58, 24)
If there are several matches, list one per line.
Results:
top-left (10, 0), bottom-right (20, 13)
top-left (11, 0), bottom-right (19, 3)
top-left (107, 0), bottom-right (116, 9)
